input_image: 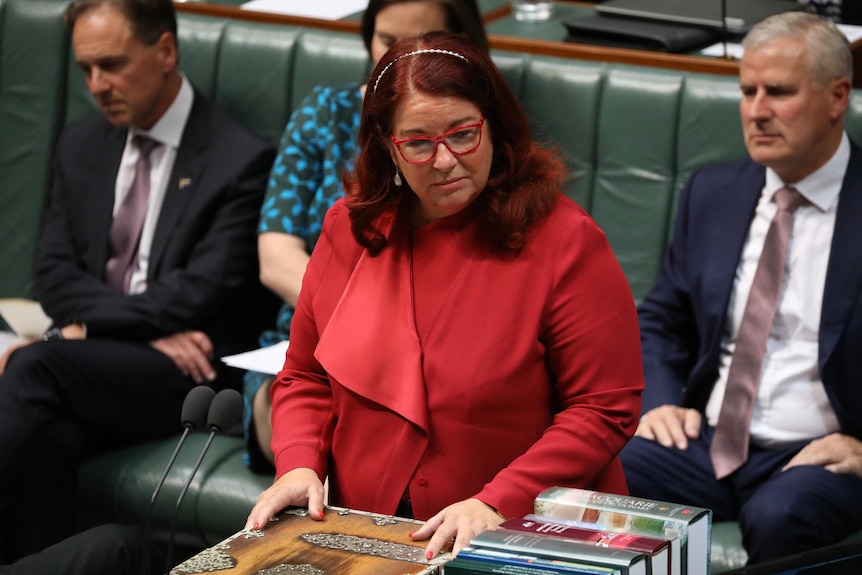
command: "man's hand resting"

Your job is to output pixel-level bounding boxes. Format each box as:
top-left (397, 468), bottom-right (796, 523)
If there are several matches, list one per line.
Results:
top-left (150, 330), bottom-right (215, 383)
top-left (784, 433), bottom-right (862, 476)
top-left (635, 405), bottom-right (702, 450)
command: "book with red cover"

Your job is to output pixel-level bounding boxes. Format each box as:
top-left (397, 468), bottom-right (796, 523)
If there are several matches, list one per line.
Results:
top-left (505, 517), bottom-right (672, 575)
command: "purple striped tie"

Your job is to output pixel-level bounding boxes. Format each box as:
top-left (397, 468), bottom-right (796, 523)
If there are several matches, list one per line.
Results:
top-left (105, 135), bottom-right (159, 293)
top-left (710, 186), bottom-right (805, 479)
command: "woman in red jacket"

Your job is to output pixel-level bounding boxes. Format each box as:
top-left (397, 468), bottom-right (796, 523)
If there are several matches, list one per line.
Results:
top-left (246, 31), bottom-right (644, 560)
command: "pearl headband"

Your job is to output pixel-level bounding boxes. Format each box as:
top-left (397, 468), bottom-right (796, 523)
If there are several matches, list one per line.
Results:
top-left (372, 48), bottom-right (470, 93)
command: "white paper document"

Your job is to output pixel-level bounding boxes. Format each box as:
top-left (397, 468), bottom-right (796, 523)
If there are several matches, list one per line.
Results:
top-left (221, 340), bottom-right (290, 375)
top-left (0, 298), bottom-right (52, 339)
top-left (699, 41), bottom-right (744, 60)
top-left (0, 330), bottom-right (21, 357)
top-left (700, 24), bottom-right (862, 60)
top-left (240, 0), bottom-right (368, 20)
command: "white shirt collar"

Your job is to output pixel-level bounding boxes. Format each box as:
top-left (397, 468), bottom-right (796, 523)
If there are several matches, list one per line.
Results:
top-left (764, 132), bottom-right (849, 213)
top-left (129, 73), bottom-right (194, 149)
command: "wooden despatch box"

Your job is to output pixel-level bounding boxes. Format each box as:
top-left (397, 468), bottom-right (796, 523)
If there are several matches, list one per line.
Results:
top-left (170, 506), bottom-right (453, 575)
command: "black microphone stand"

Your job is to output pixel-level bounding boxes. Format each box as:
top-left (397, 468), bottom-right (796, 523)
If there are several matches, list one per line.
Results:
top-left (144, 386), bottom-right (214, 560)
top-left (719, 0), bottom-right (733, 60)
top-left (164, 389), bottom-right (242, 575)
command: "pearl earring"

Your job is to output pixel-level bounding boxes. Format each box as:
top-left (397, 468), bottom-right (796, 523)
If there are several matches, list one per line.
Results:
top-left (393, 166), bottom-right (402, 187)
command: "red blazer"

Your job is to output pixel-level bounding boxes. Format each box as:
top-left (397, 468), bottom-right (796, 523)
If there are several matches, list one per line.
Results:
top-left (271, 195), bottom-right (643, 520)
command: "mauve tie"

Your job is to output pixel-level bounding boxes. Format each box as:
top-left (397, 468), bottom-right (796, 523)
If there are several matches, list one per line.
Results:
top-left (105, 135), bottom-right (159, 293)
top-left (710, 186), bottom-right (806, 479)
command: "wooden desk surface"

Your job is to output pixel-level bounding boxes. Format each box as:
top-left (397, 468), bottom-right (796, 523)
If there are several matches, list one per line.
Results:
top-left (170, 507), bottom-right (452, 575)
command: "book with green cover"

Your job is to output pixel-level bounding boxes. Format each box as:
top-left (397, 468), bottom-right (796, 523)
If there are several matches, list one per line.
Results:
top-left (533, 488), bottom-right (711, 575)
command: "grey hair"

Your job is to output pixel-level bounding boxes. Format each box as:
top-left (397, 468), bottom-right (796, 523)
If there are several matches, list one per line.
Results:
top-left (743, 11), bottom-right (852, 85)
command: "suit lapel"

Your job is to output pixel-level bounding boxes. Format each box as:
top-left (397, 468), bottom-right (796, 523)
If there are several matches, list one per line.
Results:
top-left (820, 144), bottom-right (862, 368)
top-left (89, 127), bottom-right (127, 274)
top-left (701, 162), bottom-right (765, 350)
top-left (149, 93), bottom-right (210, 275)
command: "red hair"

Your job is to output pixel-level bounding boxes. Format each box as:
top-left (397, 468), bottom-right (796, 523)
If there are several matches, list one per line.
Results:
top-left (345, 31), bottom-right (565, 255)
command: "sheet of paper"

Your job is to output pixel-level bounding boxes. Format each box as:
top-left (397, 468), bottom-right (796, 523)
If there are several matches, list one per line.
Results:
top-left (0, 330), bottom-right (22, 357)
top-left (0, 298), bottom-right (52, 338)
top-left (700, 24), bottom-right (862, 60)
top-left (699, 41), bottom-right (743, 60)
top-left (838, 24), bottom-right (862, 44)
top-left (221, 340), bottom-right (290, 375)
top-left (240, 0), bottom-right (368, 20)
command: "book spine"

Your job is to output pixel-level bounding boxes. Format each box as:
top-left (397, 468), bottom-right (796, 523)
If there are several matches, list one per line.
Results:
top-left (533, 490), bottom-right (691, 543)
top-left (442, 560), bottom-right (490, 575)
top-left (444, 560), bottom-right (575, 575)
top-left (524, 516), bottom-right (679, 575)
top-left (456, 547), bottom-right (621, 575)
top-left (470, 530), bottom-right (645, 575)
top-left (503, 519), bottom-right (667, 555)
top-left (535, 488), bottom-right (703, 521)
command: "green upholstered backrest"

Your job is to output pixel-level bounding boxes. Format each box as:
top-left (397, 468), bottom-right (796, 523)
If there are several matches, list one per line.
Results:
top-left (0, 0), bottom-right (70, 300)
top-left (512, 57), bottom-right (745, 301)
top-left (289, 29), bottom-right (370, 112)
top-left (215, 20), bottom-right (298, 144)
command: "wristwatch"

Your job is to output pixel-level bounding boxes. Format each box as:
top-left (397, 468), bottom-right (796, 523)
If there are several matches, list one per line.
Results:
top-left (42, 327), bottom-right (64, 341)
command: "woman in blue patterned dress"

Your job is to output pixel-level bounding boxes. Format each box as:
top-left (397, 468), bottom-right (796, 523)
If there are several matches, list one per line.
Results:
top-left (244, 0), bottom-right (488, 470)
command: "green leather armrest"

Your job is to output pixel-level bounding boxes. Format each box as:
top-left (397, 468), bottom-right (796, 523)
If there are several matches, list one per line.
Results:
top-left (77, 434), bottom-right (272, 550)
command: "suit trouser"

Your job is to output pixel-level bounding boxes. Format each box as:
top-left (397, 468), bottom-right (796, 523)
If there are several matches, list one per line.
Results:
top-left (0, 339), bottom-right (192, 563)
top-left (0, 524), bottom-right (161, 575)
top-left (620, 424), bottom-right (862, 563)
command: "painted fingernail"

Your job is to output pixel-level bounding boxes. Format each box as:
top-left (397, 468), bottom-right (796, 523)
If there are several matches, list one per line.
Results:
top-left (408, 531), bottom-right (416, 537)
top-left (253, 522), bottom-right (259, 530)
top-left (426, 550), bottom-right (434, 560)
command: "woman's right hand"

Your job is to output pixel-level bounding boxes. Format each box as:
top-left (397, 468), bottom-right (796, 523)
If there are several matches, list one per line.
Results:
top-left (244, 467), bottom-right (326, 530)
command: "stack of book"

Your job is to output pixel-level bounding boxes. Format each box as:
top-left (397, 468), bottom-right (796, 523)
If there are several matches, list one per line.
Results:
top-left (443, 487), bottom-right (711, 575)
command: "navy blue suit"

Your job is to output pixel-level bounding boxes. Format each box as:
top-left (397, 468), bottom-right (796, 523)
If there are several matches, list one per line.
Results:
top-left (622, 143), bottom-right (862, 562)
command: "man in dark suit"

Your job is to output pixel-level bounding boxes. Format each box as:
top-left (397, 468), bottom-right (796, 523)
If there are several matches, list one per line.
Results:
top-left (621, 12), bottom-right (862, 564)
top-left (0, 0), bottom-right (275, 563)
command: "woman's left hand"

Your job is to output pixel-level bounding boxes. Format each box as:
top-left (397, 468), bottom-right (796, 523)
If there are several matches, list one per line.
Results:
top-left (410, 497), bottom-right (504, 559)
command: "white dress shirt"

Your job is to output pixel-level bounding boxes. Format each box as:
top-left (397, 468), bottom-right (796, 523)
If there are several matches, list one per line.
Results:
top-left (113, 75), bottom-right (194, 295)
top-left (706, 133), bottom-right (849, 447)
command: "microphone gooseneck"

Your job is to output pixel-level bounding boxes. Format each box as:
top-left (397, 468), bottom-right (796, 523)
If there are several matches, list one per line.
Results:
top-left (164, 389), bottom-right (243, 574)
top-left (144, 386), bottom-right (215, 554)
top-left (720, 0), bottom-right (730, 59)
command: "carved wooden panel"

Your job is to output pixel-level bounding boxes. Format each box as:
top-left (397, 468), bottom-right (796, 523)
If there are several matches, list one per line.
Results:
top-left (171, 506), bottom-right (453, 575)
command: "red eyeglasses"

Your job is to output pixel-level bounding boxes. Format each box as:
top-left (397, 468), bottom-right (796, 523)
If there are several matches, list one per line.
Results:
top-left (390, 117), bottom-right (485, 164)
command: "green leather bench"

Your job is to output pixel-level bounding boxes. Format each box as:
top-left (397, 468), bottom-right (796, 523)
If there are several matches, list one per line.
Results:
top-left (4, 0), bottom-right (862, 570)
